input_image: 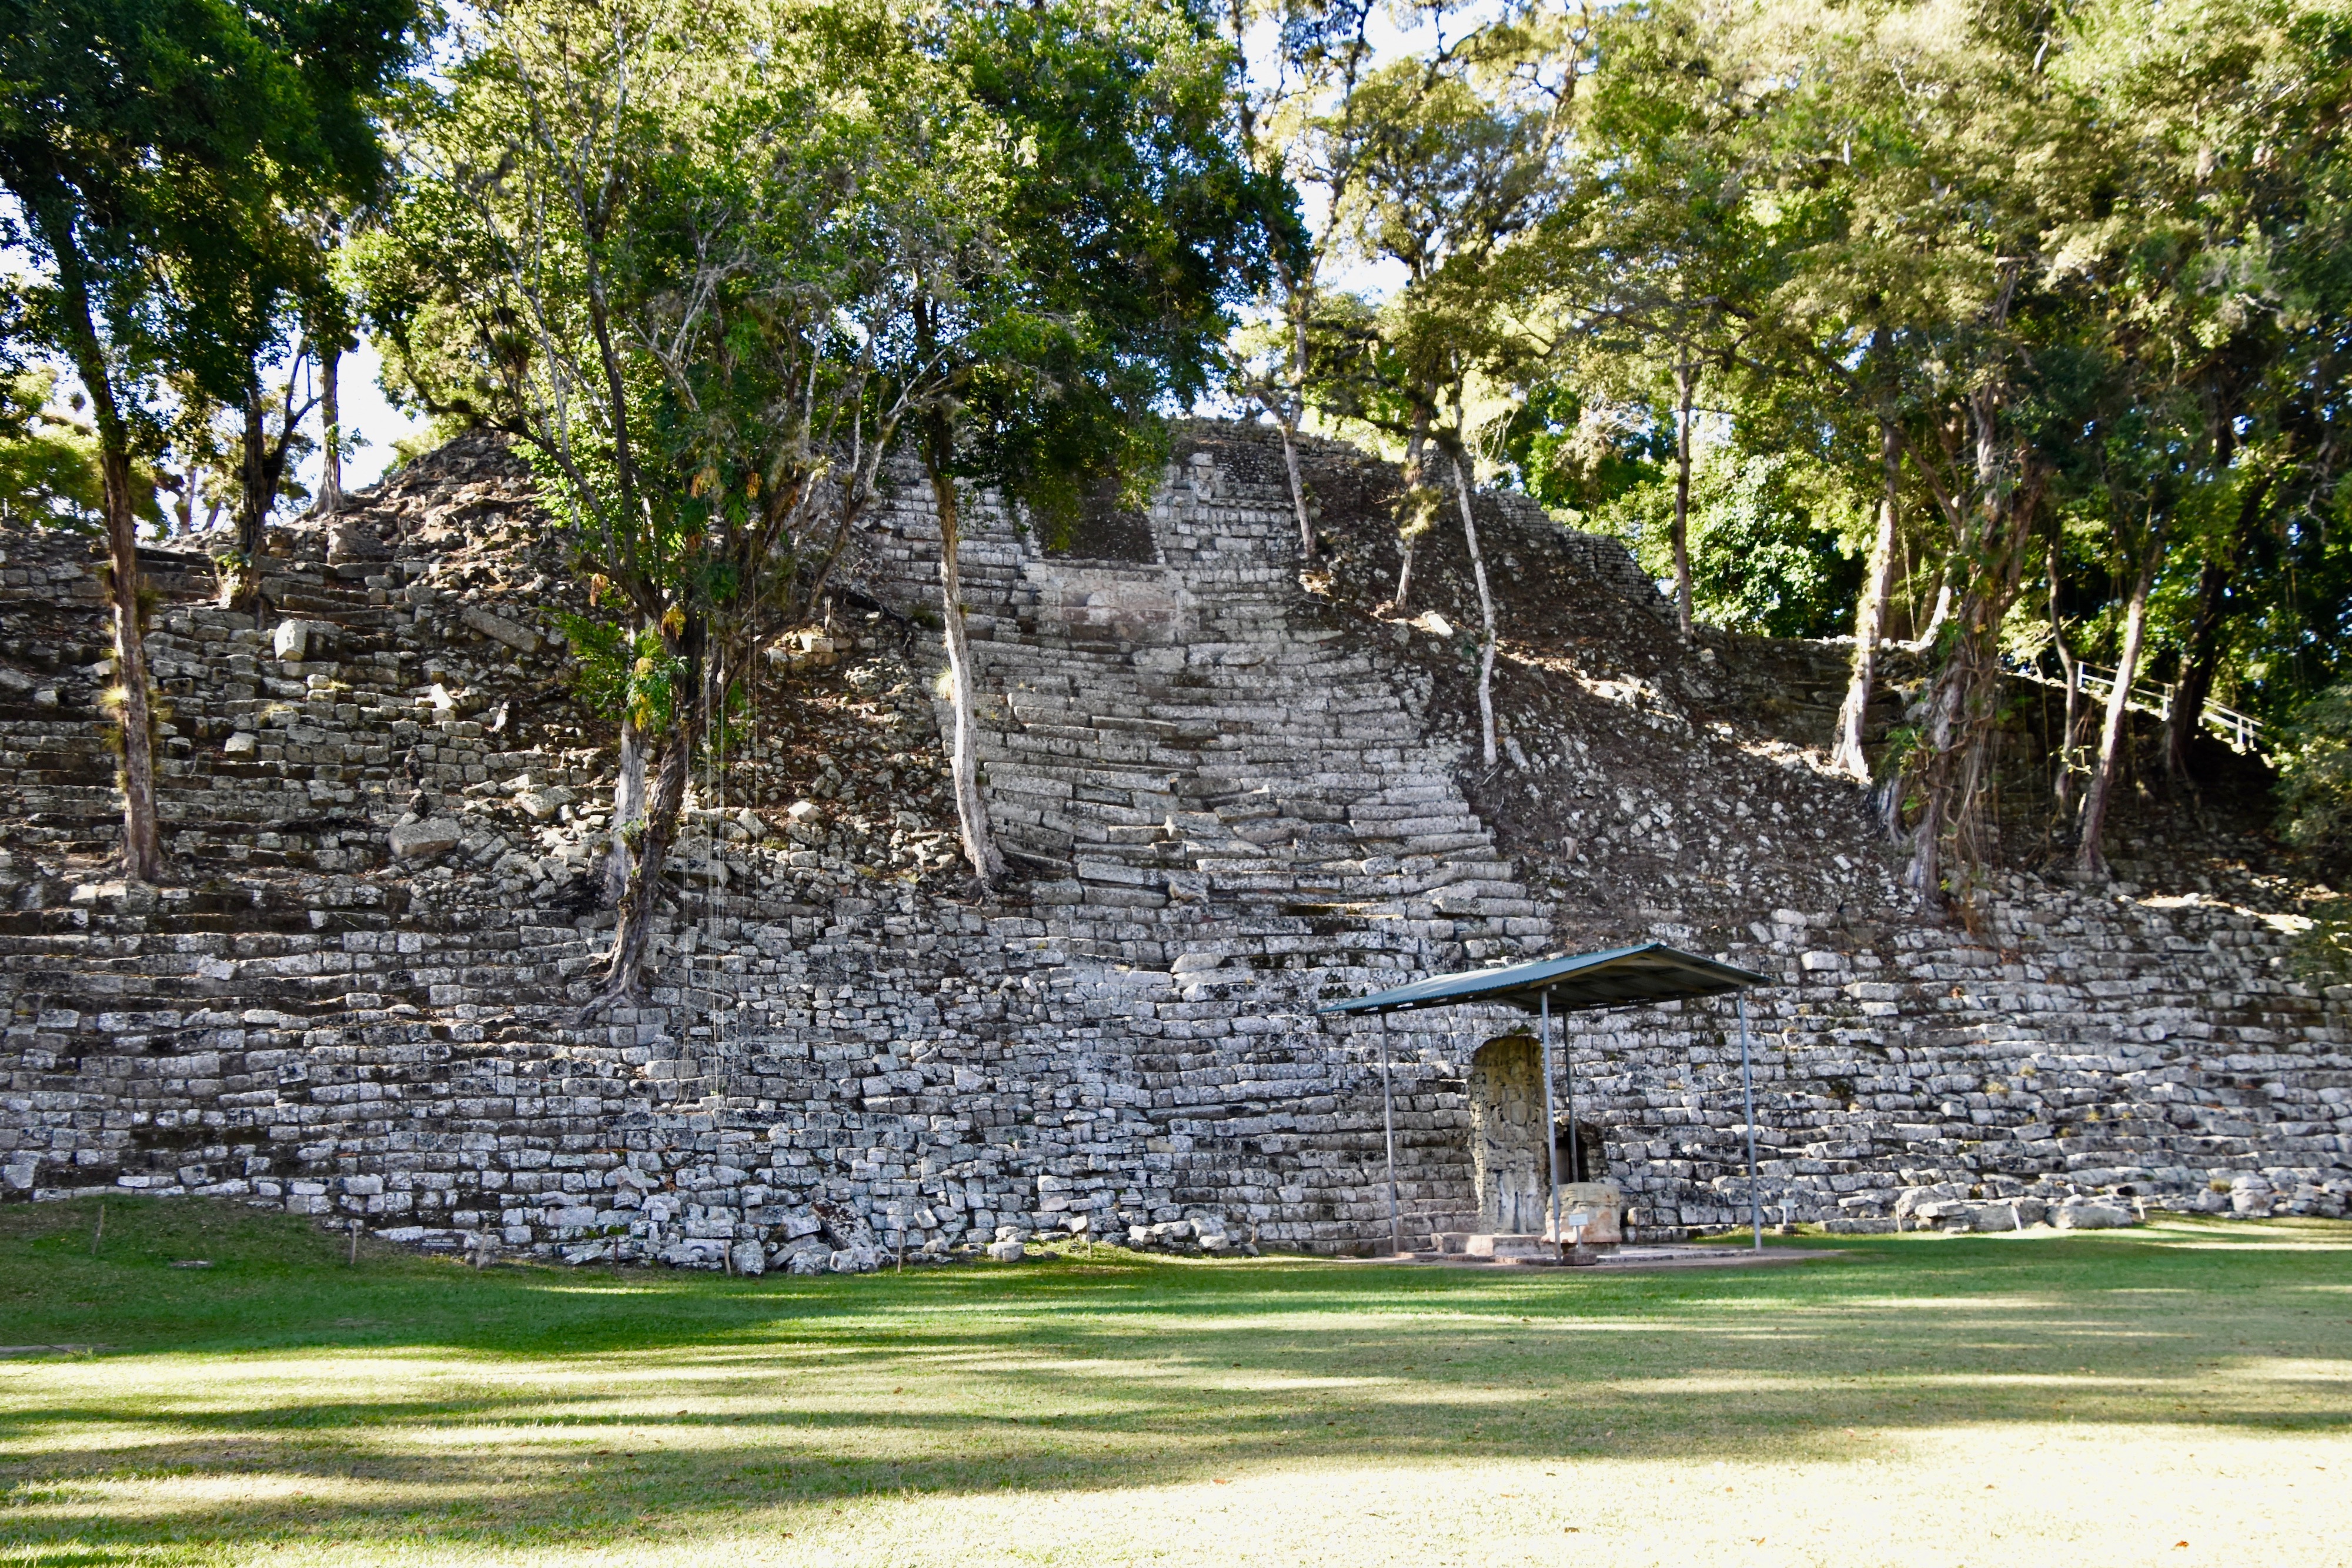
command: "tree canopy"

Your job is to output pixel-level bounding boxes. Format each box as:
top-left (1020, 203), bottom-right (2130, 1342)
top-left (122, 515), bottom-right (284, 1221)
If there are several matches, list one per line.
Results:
top-left (6, 0), bottom-right (2349, 905)
top-left (1273, 0), bottom-right (2352, 888)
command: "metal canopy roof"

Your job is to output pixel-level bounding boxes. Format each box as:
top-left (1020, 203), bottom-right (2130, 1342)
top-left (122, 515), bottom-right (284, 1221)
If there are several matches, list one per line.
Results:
top-left (1316, 942), bottom-right (1770, 1017)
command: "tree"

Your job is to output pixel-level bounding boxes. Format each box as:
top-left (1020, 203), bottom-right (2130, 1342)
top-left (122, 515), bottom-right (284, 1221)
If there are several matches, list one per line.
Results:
top-left (1567, 0), bottom-right (1776, 639)
top-left (1306, 8), bottom-right (1577, 767)
top-left (0, 0), bottom-right (420, 882)
top-left (1322, 28), bottom-right (1569, 617)
top-left (1591, 441), bottom-right (1865, 636)
top-left (213, 93), bottom-right (414, 606)
top-left (369, 0), bottom-right (978, 1007)
top-left (910, 0), bottom-right (1290, 885)
top-left (1720, 0), bottom-right (2110, 896)
top-left (1222, 0), bottom-right (1379, 559)
top-left (0, 369), bottom-right (126, 530)
top-left (1829, 409), bottom-right (1906, 778)
top-left (2279, 679), bottom-right (2352, 861)
top-left (2017, 0), bottom-right (2352, 870)
top-left (2074, 0), bottom-right (2352, 801)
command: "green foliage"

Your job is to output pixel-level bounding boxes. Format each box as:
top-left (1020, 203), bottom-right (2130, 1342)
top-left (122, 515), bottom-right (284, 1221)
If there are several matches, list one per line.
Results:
top-left (1593, 446), bottom-right (1865, 637)
top-left (1494, 382), bottom-right (1671, 518)
top-left (2278, 682), bottom-right (2352, 860)
top-left (0, 0), bottom-right (426, 431)
top-left (937, 0), bottom-right (1288, 523)
top-left (0, 370), bottom-right (105, 530)
top-left (553, 614), bottom-right (683, 733)
top-left (363, 0), bottom-right (951, 681)
top-left (0, 370), bottom-right (168, 531)
top-left (1689, 453), bottom-right (1865, 638)
top-left (2291, 897), bottom-right (2352, 986)
top-left (1304, 16), bottom-right (1573, 459)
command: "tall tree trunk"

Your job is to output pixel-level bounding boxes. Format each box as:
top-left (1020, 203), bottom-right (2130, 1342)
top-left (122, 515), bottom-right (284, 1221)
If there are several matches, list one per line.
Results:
top-left (101, 445), bottom-right (166, 883)
top-left (2047, 534), bottom-right (2086, 810)
top-left (1900, 628), bottom-right (1977, 897)
top-left (320, 344), bottom-right (343, 514)
top-left (1915, 571), bottom-right (1952, 648)
top-left (2076, 534), bottom-right (2162, 876)
top-left (1284, 306), bottom-right (1316, 561)
top-left (1392, 407), bottom-right (1432, 613)
top-left (1452, 453), bottom-right (1499, 768)
top-left (1900, 447), bottom-right (2045, 899)
top-left (584, 701), bottom-right (694, 1015)
top-left (602, 707), bottom-right (647, 904)
top-left (239, 393), bottom-right (269, 560)
top-left (1671, 351), bottom-right (1695, 638)
top-left (1831, 419), bottom-right (1901, 780)
top-left (40, 212), bottom-right (164, 883)
top-left (221, 394), bottom-right (272, 613)
top-left (1277, 414), bottom-right (1314, 560)
top-left (2163, 555), bottom-right (2228, 785)
top-left (927, 456), bottom-right (1004, 887)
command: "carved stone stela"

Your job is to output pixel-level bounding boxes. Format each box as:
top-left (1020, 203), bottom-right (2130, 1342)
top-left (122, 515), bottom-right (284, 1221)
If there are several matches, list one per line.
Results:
top-left (1469, 1035), bottom-right (1549, 1235)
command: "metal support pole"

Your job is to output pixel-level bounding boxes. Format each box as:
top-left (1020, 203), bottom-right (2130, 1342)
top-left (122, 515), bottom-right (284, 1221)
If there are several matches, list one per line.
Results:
top-left (1541, 989), bottom-right (1560, 1249)
top-left (1562, 997), bottom-right (1578, 1186)
top-left (1738, 992), bottom-right (1761, 1251)
top-left (1379, 1015), bottom-right (1402, 1257)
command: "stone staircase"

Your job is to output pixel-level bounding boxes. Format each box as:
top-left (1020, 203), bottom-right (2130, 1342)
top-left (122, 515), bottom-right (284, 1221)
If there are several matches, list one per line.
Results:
top-left (834, 431), bottom-right (1559, 1242)
top-left (977, 577), bottom-right (1535, 933)
top-left (858, 429), bottom-right (1551, 970)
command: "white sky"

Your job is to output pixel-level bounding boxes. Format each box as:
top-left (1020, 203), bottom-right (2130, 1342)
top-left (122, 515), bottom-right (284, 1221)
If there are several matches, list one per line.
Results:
top-left (302, 335), bottom-right (422, 496)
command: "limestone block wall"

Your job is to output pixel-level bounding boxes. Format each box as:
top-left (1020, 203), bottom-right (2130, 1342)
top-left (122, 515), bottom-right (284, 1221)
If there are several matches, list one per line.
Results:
top-left (0, 424), bottom-right (2346, 1271)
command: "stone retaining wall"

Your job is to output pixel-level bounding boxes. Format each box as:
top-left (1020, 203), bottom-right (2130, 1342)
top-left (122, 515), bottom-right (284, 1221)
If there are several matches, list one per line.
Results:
top-left (1, 425), bottom-right (2345, 1272)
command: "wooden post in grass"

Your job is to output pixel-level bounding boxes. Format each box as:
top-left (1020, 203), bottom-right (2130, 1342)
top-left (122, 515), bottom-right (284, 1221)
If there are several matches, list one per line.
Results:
top-left (349, 1219), bottom-right (359, 1266)
top-left (91, 1202), bottom-right (104, 1257)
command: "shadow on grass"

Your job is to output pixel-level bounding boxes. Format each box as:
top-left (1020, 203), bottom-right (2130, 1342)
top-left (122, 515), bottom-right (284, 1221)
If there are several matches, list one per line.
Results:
top-left (2, 1199), bottom-right (2348, 1562)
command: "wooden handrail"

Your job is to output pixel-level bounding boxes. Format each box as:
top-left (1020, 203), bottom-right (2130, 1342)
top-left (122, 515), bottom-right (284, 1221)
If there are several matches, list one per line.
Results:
top-left (2000, 657), bottom-right (2266, 757)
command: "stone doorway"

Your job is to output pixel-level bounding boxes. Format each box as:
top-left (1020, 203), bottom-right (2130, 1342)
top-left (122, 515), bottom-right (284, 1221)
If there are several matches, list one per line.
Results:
top-left (1468, 1035), bottom-right (1549, 1234)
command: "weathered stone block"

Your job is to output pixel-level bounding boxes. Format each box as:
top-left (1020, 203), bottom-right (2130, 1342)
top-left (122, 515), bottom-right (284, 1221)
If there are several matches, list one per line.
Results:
top-left (460, 606), bottom-right (540, 654)
top-left (389, 818), bottom-right (463, 860)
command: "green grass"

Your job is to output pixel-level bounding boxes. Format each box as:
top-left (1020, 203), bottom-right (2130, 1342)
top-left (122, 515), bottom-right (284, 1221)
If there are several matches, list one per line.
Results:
top-left (2, 1198), bottom-right (2348, 1567)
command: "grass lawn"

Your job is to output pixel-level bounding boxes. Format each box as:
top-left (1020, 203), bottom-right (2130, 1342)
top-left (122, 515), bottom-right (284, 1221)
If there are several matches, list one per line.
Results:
top-left (1, 1199), bottom-right (2347, 1567)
